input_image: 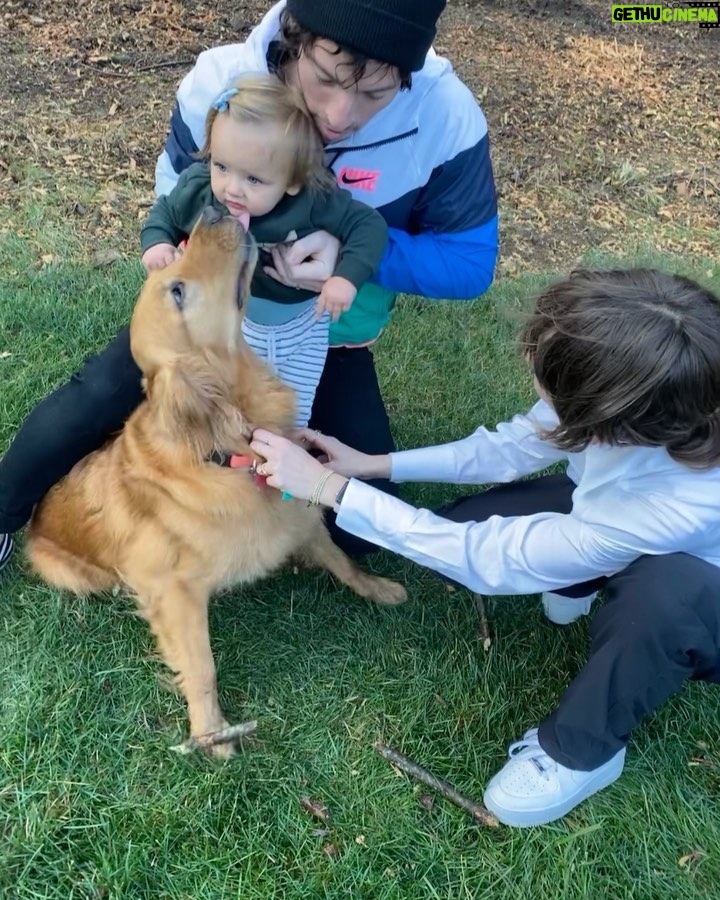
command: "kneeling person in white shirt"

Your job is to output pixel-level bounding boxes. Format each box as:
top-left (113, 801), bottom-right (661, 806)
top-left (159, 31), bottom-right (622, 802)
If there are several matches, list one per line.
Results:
top-left (250, 267), bottom-right (720, 828)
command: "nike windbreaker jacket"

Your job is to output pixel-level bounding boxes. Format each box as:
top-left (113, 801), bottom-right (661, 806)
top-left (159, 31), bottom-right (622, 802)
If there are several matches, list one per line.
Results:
top-left (153, 0), bottom-right (499, 345)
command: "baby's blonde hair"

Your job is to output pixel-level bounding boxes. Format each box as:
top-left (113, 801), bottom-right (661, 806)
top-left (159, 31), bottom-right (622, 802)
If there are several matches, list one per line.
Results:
top-left (199, 73), bottom-right (335, 194)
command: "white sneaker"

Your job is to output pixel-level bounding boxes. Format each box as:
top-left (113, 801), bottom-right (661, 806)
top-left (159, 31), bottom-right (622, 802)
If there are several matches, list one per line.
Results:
top-left (542, 590), bottom-right (596, 625)
top-left (483, 728), bottom-right (625, 827)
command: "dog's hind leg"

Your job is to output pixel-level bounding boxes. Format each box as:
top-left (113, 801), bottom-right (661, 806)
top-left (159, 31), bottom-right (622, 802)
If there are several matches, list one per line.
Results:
top-left (298, 526), bottom-right (407, 607)
top-left (26, 536), bottom-right (116, 594)
top-left (135, 579), bottom-right (233, 758)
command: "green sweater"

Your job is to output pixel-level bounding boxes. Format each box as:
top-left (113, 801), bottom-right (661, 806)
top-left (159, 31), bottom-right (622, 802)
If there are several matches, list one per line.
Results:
top-left (140, 162), bottom-right (388, 306)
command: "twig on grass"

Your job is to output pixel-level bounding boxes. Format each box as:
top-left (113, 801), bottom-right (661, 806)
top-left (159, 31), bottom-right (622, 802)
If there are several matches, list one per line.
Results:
top-left (78, 59), bottom-right (195, 77)
top-left (373, 742), bottom-right (499, 827)
top-left (472, 592), bottom-right (492, 651)
top-left (171, 720), bottom-right (257, 755)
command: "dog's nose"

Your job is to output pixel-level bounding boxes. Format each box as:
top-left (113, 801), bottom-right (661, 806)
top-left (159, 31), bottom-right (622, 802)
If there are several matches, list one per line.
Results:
top-left (202, 206), bottom-right (223, 226)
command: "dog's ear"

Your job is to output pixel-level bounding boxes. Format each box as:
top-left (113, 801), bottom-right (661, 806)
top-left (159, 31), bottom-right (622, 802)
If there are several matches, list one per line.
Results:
top-left (149, 351), bottom-right (252, 458)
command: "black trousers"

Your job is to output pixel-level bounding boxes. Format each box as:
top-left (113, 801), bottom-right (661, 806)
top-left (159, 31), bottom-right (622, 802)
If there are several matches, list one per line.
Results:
top-left (439, 474), bottom-right (720, 770)
top-left (0, 329), bottom-right (396, 555)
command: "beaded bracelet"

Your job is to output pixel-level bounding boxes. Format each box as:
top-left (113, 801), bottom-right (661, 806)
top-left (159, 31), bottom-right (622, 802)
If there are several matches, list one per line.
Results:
top-left (307, 470), bottom-right (334, 507)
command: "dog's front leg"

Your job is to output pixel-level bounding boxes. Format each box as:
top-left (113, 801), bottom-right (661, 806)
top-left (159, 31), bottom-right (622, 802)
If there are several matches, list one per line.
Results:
top-left (137, 579), bottom-right (233, 758)
top-left (297, 522), bottom-right (408, 607)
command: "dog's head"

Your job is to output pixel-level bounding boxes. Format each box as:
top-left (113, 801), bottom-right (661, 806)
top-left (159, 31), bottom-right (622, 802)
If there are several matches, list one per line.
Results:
top-left (130, 207), bottom-right (257, 375)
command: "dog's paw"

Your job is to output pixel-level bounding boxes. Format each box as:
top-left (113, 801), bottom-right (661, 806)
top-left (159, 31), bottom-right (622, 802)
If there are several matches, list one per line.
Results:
top-left (367, 577), bottom-right (407, 607)
top-left (208, 739), bottom-right (237, 761)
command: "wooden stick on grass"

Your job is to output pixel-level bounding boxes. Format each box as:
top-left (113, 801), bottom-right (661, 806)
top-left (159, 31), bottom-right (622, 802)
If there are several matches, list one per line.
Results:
top-left (472, 592), bottom-right (492, 651)
top-left (171, 720), bottom-right (257, 755)
top-left (374, 742), bottom-right (499, 827)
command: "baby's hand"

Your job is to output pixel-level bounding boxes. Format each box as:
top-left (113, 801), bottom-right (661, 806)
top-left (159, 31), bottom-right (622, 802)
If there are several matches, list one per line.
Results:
top-left (316, 276), bottom-right (357, 322)
top-left (142, 243), bottom-right (179, 273)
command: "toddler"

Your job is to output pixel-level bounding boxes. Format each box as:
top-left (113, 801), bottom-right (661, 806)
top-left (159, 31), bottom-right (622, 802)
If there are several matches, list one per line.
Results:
top-left (141, 74), bottom-right (387, 426)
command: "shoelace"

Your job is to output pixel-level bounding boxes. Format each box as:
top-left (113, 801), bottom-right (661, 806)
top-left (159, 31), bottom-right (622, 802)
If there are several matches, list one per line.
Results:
top-left (507, 730), bottom-right (556, 779)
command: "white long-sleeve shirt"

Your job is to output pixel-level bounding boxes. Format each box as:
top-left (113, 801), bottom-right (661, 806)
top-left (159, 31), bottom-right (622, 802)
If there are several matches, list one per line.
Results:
top-left (335, 401), bottom-right (720, 595)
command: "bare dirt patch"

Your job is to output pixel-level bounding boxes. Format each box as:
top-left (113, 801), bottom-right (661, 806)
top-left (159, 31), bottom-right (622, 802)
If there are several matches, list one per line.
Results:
top-left (1, 0), bottom-right (718, 275)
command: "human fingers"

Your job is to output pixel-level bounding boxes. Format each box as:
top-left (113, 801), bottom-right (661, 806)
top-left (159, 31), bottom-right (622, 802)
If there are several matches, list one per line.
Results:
top-left (282, 230), bottom-right (340, 268)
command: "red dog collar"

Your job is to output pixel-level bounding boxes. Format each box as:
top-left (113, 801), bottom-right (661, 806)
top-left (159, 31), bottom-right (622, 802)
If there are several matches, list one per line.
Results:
top-left (207, 450), bottom-right (268, 487)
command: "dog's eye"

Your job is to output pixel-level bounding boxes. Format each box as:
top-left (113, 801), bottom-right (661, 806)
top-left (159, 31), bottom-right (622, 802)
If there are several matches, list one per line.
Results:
top-left (170, 280), bottom-right (185, 311)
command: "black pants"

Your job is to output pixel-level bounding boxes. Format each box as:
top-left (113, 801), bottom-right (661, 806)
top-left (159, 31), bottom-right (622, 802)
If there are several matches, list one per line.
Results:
top-left (0, 330), bottom-right (396, 555)
top-left (439, 474), bottom-right (720, 770)
top-left (308, 345), bottom-right (398, 556)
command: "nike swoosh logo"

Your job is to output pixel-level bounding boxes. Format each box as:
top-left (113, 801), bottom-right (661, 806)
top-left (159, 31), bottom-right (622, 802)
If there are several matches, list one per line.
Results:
top-left (341, 173), bottom-right (375, 185)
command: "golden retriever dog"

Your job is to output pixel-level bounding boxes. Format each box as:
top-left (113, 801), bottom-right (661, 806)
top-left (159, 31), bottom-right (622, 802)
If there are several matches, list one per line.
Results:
top-left (26, 207), bottom-right (406, 756)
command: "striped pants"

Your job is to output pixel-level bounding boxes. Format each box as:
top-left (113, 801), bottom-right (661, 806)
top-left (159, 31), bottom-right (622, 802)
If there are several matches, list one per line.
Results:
top-left (241, 305), bottom-right (330, 428)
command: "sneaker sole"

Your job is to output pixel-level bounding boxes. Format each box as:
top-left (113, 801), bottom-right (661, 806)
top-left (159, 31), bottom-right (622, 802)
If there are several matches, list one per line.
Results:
top-left (542, 593), bottom-right (595, 625)
top-left (483, 754), bottom-right (625, 827)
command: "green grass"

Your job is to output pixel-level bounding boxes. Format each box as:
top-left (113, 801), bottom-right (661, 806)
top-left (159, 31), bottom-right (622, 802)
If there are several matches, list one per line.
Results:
top-left (1, 237), bottom-right (720, 899)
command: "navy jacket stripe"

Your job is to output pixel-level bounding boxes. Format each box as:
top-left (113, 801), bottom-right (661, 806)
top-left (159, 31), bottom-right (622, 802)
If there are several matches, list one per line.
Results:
top-left (165, 105), bottom-right (200, 175)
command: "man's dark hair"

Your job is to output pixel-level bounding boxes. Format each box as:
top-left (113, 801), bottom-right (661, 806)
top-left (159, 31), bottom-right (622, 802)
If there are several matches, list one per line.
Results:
top-left (520, 268), bottom-right (720, 468)
top-left (279, 10), bottom-right (412, 90)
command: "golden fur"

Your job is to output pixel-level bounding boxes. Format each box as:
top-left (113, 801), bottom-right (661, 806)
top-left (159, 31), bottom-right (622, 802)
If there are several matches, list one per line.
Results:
top-left (26, 209), bottom-right (406, 755)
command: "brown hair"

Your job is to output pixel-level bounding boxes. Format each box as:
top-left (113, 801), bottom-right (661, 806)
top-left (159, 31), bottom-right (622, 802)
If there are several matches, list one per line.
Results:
top-left (278, 10), bottom-right (412, 90)
top-left (520, 268), bottom-right (720, 468)
top-left (199, 73), bottom-right (336, 194)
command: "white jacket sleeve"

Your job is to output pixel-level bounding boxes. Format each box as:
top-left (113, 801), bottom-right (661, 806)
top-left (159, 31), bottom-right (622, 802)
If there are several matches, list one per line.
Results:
top-left (390, 400), bottom-right (572, 485)
top-left (335, 480), bottom-right (645, 595)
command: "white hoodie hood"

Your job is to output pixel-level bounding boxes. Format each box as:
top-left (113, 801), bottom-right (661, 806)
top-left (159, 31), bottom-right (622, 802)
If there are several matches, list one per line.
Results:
top-left (155, 0), bottom-right (482, 208)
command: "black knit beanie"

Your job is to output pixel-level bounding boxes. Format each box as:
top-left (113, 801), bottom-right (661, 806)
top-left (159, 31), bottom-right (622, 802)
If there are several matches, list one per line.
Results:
top-left (285, 0), bottom-right (447, 73)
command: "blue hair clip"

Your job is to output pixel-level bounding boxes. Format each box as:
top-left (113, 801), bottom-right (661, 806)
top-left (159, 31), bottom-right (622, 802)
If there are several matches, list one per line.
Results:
top-left (213, 87), bottom-right (239, 112)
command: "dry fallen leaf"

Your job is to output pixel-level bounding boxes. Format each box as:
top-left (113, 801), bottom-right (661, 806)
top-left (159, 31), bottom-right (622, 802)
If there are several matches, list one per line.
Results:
top-left (299, 796), bottom-right (330, 823)
top-left (418, 793), bottom-right (435, 811)
top-left (321, 842), bottom-right (340, 859)
top-left (678, 850), bottom-right (704, 868)
top-left (92, 248), bottom-right (123, 268)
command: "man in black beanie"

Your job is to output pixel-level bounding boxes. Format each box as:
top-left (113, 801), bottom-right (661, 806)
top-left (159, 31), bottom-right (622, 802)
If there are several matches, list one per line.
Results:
top-left (0, 0), bottom-right (497, 565)
top-left (284, 0), bottom-right (447, 76)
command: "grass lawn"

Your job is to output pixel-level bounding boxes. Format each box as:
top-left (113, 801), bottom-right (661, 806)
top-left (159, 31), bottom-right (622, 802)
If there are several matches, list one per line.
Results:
top-left (1, 235), bottom-right (719, 899)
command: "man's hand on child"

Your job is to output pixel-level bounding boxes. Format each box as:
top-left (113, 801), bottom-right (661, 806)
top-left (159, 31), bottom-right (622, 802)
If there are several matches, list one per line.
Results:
top-left (142, 243), bottom-right (179, 273)
top-left (316, 276), bottom-right (357, 322)
top-left (264, 231), bottom-right (341, 293)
